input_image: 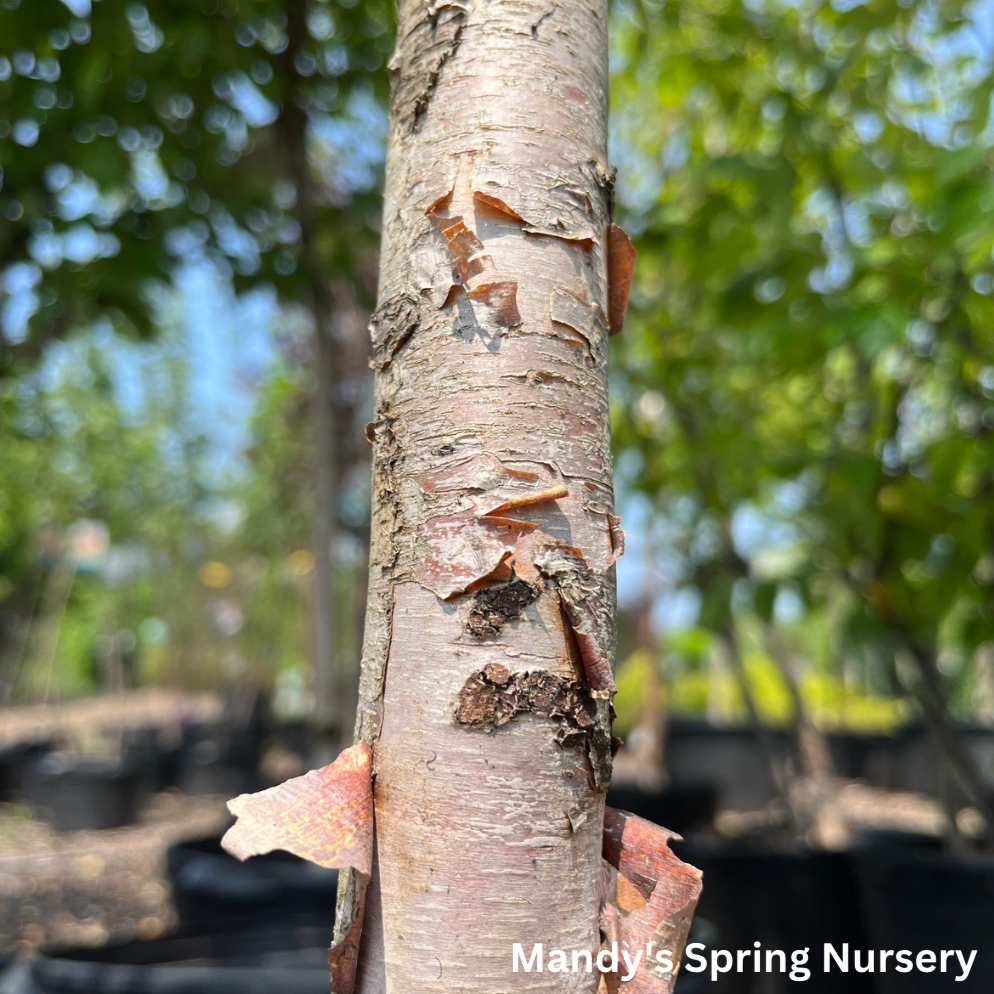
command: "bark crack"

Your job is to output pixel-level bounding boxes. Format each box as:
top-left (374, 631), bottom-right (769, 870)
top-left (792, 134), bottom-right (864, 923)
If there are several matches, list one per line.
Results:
top-left (391, 2), bottom-right (468, 133)
top-left (369, 293), bottom-right (423, 372)
top-left (531, 11), bottom-right (553, 40)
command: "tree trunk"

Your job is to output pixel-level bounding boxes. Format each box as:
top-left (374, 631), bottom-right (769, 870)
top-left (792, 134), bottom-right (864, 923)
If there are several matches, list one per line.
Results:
top-left (226, 5), bottom-right (700, 992)
top-left (347, 1), bottom-right (623, 989)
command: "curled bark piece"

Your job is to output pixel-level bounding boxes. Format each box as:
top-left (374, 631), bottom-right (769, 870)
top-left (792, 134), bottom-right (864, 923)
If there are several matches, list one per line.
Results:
top-left (427, 168), bottom-right (524, 328)
top-left (436, 216), bottom-right (492, 283)
top-left (473, 190), bottom-right (525, 221)
top-left (483, 483), bottom-right (569, 516)
top-left (606, 223), bottom-right (636, 335)
top-left (524, 224), bottom-right (597, 247)
top-left (467, 278), bottom-right (521, 327)
top-left (415, 509), bottom-right (539, 599)
top-left (600, 808), bottom-right (702, 993)
top-left (501, 529), bottom-right (583, 585)
top-left (607, 514), bottom-right (626, 566)
top-left (222, 741), bottom-right (374, 876)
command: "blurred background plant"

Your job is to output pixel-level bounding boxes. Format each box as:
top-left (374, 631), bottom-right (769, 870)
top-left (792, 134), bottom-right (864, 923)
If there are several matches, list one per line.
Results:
top-left (0, 0), bottom-right (387, 744)
top-left (608, 0), bottom-right (994, 840)
top-left (2, 0), bottom-right (994, 831)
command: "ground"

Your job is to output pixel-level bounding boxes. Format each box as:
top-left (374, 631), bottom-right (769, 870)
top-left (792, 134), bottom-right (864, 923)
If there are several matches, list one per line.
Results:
top-left (0, 791), bottom-right (230, 955)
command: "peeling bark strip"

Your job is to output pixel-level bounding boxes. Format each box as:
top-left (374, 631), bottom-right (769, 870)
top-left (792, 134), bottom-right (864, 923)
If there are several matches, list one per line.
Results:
top-left (600, 809), bottom-right (703, 993)
top-left (222, 743), bottom-right (375, 994)
top-left (327, 3), bottom-right (698, 992)
top-left (222, 741), bottom-right (374, 873)
top-left (606, 223), bottom-right (636, 335)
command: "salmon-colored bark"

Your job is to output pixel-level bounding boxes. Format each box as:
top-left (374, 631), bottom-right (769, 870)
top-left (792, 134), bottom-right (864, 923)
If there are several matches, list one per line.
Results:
top-left (226, 3), bottom-right (701, 991)
top-left (342, 3), bottom-right (622, 989)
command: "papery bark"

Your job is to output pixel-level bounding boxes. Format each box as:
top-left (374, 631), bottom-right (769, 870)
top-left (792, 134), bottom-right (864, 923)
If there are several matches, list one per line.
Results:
top-left (331, 4), bottom-right (679, 992)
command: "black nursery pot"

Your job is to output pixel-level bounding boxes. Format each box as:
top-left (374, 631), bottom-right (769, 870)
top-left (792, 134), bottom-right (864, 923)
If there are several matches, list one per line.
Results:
top-left (18, 921), bottom-right (332, 994)
top-left (664, 721), bottom-right (789, 812)
top-left (0, 740), bottom-right (54, 801)
top-left (23, 754), bottom-right (142, 832)
top-left (175, 724), bottom-right (260, 797)
top-left (850, 844), bottom-right (994, 994)
top-left (671, 837), bottom-right (872, 994)
top-left (121, 726), bottom-right (185, 795)
top-left (166, 836), bottom-right (339, 926)
top-left (606, 780), bottom-right (719, 834)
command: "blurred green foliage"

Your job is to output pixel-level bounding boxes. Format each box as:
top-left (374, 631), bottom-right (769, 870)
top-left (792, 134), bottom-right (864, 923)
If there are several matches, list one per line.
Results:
top-left (2, 0), bottom-right (993, 736)
top-left (0, 0), bottom-right (390, 699)
top-left (0, 0), bottom-right (389, 375)
top-left (610, 0), bottom-right (994, 727)
top-left (0, 330), bottom-right (214, 695)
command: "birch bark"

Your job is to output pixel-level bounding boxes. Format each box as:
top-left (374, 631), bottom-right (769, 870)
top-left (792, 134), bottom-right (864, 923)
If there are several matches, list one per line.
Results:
top-left (343, 2), bottom-right (629, 990)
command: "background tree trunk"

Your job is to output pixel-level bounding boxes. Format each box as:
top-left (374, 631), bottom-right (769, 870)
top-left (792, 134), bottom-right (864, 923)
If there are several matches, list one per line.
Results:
top-left (282, 0), bottom-right (371, 753)
top-left (338, 2), bottom-right (626, 990)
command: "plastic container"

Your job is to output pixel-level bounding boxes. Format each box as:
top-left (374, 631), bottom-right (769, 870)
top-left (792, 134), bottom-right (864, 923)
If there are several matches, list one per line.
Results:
top-left (166, 836), bottom-right (339, 926)
top-left (14, 921), bottom-right (332, 994)
top-left (23, 754), bottom-right (142, 832)
top-left (851, 845), bottom-right (994, 994)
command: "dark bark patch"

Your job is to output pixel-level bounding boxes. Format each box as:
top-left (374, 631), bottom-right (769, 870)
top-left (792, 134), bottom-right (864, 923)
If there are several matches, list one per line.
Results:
top-left (466, 576), bottom-right (538, 639)
top-left (453, 677), bottom-right (500, 727)
top-left (454, 667), bottom-right (598, 752)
